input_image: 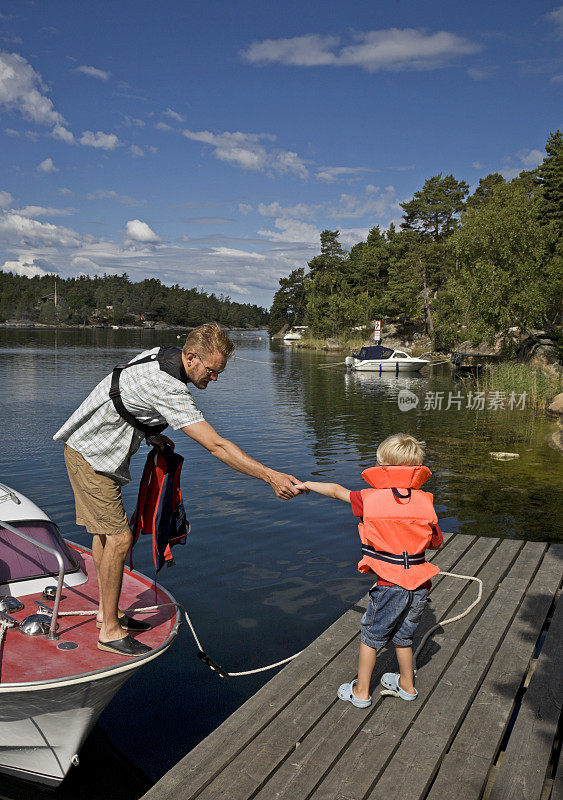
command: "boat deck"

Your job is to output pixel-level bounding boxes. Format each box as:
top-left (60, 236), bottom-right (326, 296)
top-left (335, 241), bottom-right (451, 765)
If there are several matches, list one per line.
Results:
top-left (142, 533), bottom-right (562, 800)
top-left (0, 545), bottom-right (178, 685)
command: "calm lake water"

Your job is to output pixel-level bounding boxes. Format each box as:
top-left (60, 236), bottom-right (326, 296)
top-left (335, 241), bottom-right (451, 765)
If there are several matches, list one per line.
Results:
top-left (0, 327), bottom-right (561, 799)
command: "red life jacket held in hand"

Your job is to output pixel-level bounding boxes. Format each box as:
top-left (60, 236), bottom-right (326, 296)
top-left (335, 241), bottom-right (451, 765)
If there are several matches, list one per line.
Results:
top-left (130, 446), bottom-right (189, 573)
top-left (357, 465), bottom-right (439, 590)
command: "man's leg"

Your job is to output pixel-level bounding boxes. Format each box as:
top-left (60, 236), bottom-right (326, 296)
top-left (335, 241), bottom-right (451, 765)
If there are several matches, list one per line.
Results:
top-left (97, 529), bottom-right (133, 643)
top-left (92, 533), bottom-right (106, 623)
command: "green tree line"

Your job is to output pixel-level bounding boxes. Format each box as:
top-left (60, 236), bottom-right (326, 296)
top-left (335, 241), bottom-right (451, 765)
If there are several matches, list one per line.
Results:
top-left (0, 272), bottom-right (269, 329)
top-left (269, 130), bottom-right (563, 350)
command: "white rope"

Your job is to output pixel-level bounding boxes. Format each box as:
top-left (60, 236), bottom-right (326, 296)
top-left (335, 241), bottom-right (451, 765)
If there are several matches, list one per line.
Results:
top-left (52, 570), bottom-right (481, 680)
top-left (424, 360), bottom-right (452, 368)
top-left (0, 617), bottom-right (14, 648)
top-left (413, 570), bottom-right (483, 673)
top-left (57, 602), bottom-right (300, 677)
top-left (233, 356), bottom-right (272, 365)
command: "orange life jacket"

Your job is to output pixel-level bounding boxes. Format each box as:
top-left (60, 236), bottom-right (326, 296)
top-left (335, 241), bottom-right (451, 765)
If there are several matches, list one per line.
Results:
top-left (357, 464), bottom-right (439, 590)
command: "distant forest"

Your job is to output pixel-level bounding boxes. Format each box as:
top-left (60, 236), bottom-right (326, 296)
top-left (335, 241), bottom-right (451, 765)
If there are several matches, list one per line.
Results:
top-left (0, 272), bottom-right (269, 328)
top-left (269, 130), bottom-right (563, 350)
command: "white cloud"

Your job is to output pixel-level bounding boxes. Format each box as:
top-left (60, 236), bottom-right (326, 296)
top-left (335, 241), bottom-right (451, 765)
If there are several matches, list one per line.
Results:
top-left (211, 247), bottom-right (266, 260)
top-left (163, 108), bottom-right (185, 122)
top-left (58, 187), bottom-right (74, 196)
top-left (238, 202), bottom-right (253, 215)
top-left (79, 130), bottom-right (119, 150)
top-left (1, 254), bottom-right (54, 277)
top-left (472, 161), bottom-right (485, 169)
top-left (13, 205), bottom-right (75, 217)
top-left (0, 190), bottom-right (13, 208)
top-left (257, 201), bottom-right (319, 218)
top-left (518, 148), bottom-right (544, 167)
top-left (71, 256), bottom-right (102, 272)
top-left (241, 28), bottom-right (480, 72)
top-left (315, 166), bottom-right (374, 183)
top-left (467, 66), bottom-right (498, 80)
top-left (51, 123), bottom-right (75, 143)
top-left (182, 128), bottom-right (309, 178)
top-left (5, 127), bottom-right (19, 136)
top-left (74, 65), bottom-right (111, 81)
top-left (125, 219), bottom-right (160, 243)
top-left (327, 186), bottom-right (398, 219)
top-left (258, 218), bottom-right (320, 244)
top-left (0, 51), bottom-right (66, 126)
top-left (129, 144), bottom-right (144, 157)
top-left (0, 211), bottom-right (84, 247)
top-left (36, 157), bottom-right (58, 174)
top-left (155, 121), bottom-right (172, 131)
top-left (339, 227), bottom-right (371, 248)
top-left (86, 189), bottom-right (145, 206)
top-left (545, 5), bottom-right (563, 36)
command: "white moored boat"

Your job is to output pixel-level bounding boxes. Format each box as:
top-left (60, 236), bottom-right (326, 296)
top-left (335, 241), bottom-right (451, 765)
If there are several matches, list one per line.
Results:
top-left (283, 326), bottom-right (308, 342)
top-left (345, 345), bottom-right (429, 374)
top-left (0, 483), bottom-right (180, 787)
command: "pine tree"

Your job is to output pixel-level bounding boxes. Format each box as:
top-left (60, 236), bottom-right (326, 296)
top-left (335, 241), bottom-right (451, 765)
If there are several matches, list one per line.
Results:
top-left (536, 129), bottom-right (563, 231)
top-left (400, 173), bottom-right (469, 242)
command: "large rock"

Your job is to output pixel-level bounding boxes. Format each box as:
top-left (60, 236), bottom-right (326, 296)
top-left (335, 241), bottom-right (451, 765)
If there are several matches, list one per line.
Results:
top-left (547, 393), bottom-right (563, 416)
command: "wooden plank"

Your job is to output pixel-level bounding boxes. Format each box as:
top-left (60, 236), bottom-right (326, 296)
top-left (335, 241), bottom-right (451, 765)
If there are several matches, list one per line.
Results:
top-left (487, 569), bottom-right (563, 800)
top-left (143, 533), bottom-right (466, 800)
top-left (426, 543), bottom-right (560, 800)
top-left (194, 537), bottom-right (478, 800)
top-left (307, 537), bottom-right (521, 800)
top-left (248, 536), bottom-right (501, 800)
top-left (550, 748), bottom-right (562, 800)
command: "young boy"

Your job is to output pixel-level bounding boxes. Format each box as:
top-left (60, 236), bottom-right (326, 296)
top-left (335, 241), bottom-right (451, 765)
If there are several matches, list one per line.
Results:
top-left (296, 433), bottom-right (442, 707)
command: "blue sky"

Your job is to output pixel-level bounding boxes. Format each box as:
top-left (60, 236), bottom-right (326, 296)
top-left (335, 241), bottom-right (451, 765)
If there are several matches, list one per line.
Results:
top-left (0, 0), bottom-right (561, 307)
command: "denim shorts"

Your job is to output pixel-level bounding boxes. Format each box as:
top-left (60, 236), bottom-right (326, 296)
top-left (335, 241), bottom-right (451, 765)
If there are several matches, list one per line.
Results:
top-left (360, 584), bottom-right (429, 649)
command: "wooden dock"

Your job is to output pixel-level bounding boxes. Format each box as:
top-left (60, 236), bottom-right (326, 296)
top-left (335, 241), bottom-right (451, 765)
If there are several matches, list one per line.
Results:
top-left (143, 534), bottom-right (562, 800)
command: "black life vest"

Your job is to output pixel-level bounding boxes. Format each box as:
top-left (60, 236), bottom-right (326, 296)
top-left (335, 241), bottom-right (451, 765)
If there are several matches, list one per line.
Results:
top-left (109, 346), bottom-right (188, 436)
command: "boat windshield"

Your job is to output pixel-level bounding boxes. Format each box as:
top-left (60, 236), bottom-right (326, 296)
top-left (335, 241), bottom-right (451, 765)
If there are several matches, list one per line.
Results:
top-left (0, 521), bottom-right (79, 584)
top-left (357, 345), bottom-right (394, 360)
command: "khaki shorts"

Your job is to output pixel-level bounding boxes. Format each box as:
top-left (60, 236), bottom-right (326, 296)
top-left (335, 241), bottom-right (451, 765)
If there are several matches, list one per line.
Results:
top-left (64, 445), bottom-right (131, 536)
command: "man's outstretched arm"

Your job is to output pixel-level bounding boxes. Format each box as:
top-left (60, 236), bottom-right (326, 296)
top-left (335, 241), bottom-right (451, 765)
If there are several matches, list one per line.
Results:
top-left (182, 420), bottom-right (302, 499)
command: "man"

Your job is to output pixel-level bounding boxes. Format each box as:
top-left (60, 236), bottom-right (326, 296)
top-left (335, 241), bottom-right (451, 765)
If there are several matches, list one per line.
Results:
top-left (54, 323), bottom-right (302, 657)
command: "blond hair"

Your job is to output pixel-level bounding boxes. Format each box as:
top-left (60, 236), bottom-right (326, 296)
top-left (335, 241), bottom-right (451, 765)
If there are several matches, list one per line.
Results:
top-left (376, 433), bottom-right (425, 466)
top-left (182, 322), bottom-right (235, 360)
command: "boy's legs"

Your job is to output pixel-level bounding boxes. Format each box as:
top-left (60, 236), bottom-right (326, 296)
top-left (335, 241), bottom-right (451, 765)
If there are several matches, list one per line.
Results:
top-left (394, 644), bottom-right (416, 695)
top-left (355, 641), bottom-right (377, 701)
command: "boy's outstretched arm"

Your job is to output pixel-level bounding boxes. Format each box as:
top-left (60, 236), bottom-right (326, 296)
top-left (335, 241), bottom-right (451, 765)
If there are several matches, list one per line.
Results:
top-left (295, 481), bottom-right (351, 503)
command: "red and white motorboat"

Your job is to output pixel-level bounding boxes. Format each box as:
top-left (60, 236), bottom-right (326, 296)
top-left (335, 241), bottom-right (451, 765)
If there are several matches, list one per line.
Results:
top-left (0, 482), bottom-right (180, 787)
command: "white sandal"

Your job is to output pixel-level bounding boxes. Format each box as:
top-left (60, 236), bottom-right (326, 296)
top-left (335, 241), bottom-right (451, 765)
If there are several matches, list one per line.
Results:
top-left (380, 672), bottom-right (418, 700)
top-left (337, 679), bottom-right (372, 708)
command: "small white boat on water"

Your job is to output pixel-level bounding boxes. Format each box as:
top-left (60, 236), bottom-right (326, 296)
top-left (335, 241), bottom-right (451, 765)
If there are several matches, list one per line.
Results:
top-left (345, 345), bottom-right (429, 374)
top-left (0, 483), bottom-right (180, 787)
top-left (283, 326), bottom-right (308, 342)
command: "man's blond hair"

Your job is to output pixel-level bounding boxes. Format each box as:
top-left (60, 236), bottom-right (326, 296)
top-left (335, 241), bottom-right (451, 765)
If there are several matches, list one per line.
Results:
top-left (376, 433), bottom-right (425, 465)
top-left (182, 322), bottom-right (235, 360)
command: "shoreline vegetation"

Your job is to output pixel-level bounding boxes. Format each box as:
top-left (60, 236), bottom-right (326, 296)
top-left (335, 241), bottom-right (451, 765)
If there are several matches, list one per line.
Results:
top-left (268, 129), bottom-right (562, 416)
top-left (0, 272), bottom-right (269, 330)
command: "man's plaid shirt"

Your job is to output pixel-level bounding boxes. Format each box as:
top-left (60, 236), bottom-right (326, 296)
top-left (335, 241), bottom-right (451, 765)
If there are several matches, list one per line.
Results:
top-left (53, 347), bottom-right (204, 484)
